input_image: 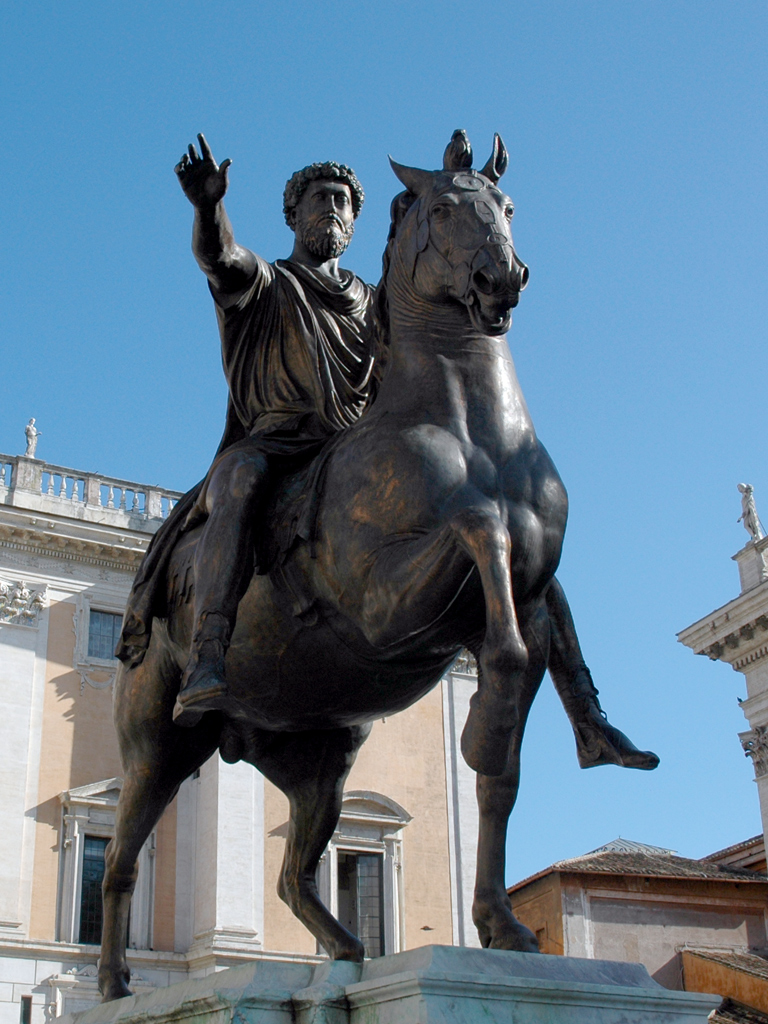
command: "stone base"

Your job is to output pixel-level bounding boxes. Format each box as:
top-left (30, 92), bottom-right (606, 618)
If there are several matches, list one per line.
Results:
top-left (62, 946), bottom-right (720, 1024)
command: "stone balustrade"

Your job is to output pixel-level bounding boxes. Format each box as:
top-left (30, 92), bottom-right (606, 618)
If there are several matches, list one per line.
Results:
top-left (0, 453), bottom-right (182, 523)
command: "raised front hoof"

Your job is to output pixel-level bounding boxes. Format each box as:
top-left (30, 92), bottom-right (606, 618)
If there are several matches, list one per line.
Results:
top-left (99, 972), bottom-right (132, 1003)
top-left (577, 719), bottom-right (660, 771)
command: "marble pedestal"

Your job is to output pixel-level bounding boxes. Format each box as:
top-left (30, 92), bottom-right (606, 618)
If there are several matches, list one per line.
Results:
top-left (63, 946), bottom-right (720, 1024)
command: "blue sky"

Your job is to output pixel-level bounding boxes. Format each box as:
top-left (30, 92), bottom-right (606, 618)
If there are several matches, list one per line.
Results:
top-left (1, 2), bottom-right (767, 884)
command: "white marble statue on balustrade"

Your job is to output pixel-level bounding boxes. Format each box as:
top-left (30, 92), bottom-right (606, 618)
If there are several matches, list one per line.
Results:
top-left (737, 482), bottom-right (765, 543)
top-left (23, 418), bottom-right (41, 458)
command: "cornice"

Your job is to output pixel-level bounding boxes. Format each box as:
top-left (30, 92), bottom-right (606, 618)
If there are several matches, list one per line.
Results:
top-left (678, 580), bottom-right (768, 667)
top-left (0, 520), bottom-right (145, 572)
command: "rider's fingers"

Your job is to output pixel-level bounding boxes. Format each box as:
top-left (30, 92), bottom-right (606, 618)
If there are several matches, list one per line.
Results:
top-left (198, 133), bottom-right (213, 161)
top-left (174, 154), bottom-right (189, 176)
top-left (188, 143), bottom-right (200, 163)
top-left (220, 158), bottom-right (232, 175)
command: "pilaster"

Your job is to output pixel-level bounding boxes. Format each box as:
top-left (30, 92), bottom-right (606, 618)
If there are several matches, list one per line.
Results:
top-left (179, 756), bottom-right (265, 967)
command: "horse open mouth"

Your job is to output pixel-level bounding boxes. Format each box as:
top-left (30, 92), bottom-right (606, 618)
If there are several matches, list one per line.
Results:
top-left (467, 291), bottom-right (514, 335)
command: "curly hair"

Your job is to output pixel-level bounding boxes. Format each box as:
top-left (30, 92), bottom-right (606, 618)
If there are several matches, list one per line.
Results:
top-left (283, 162), bottom-right (365, 226)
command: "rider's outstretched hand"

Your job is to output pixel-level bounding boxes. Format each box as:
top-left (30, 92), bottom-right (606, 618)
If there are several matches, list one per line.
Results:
top-left (175, 133), bottom-right (231, 208)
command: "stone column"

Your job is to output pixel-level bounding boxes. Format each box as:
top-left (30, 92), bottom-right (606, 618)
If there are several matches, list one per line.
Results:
top-left (175, 754), bottom-right (265, 967)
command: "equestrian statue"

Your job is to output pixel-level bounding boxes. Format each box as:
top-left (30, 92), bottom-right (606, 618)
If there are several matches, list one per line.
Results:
top-left (99, 130), bottom-right (658, 1001)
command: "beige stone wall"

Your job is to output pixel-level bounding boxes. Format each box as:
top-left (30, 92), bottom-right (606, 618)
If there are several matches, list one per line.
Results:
top-left (28, 599), bottom-right (177, 947)
top-left (29, 599), bottom-right (121, 940)
top-left (262, 684), bottom-right (452, 954)
top-left (509, 873), bottom-right (563, 954)
top-left (682, 951), bottom-right (768, 1011)
top-left (152, 797), bottom-right (177, 952)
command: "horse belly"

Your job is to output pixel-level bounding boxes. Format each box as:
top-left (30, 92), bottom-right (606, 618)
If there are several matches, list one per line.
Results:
top-left (225, 576), bottom-right (457, 731)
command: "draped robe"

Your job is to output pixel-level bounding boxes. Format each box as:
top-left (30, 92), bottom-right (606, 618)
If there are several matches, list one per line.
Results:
top-left (116, 256), bottom-right (376, 665)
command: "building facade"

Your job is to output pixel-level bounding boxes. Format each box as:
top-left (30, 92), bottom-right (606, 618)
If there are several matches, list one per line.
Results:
top-left (0, 449), bottom-right (481, 1023)
top-left (678, 525), bottom-right (768, 846)
top-left (507, 838), bottom-right (768, 990)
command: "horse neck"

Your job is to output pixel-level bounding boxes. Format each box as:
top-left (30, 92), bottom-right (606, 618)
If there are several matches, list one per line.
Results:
top-left (375, 254), bottom-right (533, 437)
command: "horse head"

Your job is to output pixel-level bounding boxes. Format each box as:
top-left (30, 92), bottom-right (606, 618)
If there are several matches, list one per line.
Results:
top-left (387, 130), bottom-right (529, 336)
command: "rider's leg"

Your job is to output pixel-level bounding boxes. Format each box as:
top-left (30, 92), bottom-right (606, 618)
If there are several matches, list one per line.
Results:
top-left (174, 450), bottom-right (270, 726)
top-left (546, 577), bottom-right (659, 770)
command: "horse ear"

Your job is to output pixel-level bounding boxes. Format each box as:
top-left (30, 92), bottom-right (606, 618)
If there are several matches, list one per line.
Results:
top-left (479, 134), bottom-right (509, 184)
top-left (389, 157), bottom-right (434, 196)
top-left (443, 129), bottom-right (473, 170)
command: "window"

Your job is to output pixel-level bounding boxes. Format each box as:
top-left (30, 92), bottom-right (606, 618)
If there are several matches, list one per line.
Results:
top-left (87, 610), bottom-right (122, 660)
top-left (78, 836), bottom-right (109, 944)
top-left (19, 996), bottom-right (32, 1024)
top-left (58, 779), bottom-right (155, 950)
top-left (316, 791), bottom-right (411, 959)
top-left (337, 851), bottom-right (385, 958)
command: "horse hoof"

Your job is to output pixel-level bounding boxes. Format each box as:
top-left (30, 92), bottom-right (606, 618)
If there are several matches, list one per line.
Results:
top-left (330, 936), bottom-right (365, 962)
top-left (489, 923), bottom-right (540, 953)
top-left (99, 975), bottom-right (132, 1003)
top-left (475, 914), bottom-right (539, 953)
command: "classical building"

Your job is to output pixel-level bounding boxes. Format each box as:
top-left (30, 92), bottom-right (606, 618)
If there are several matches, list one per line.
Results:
top-left (0, 447), bottom-right (481, 1023)
top-left (507, 838), bottom-right (768, 989)
top-left (678, 520), bottom-right (768, 846)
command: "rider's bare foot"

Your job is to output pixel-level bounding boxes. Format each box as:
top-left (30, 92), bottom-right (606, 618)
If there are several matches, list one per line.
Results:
top-left (575, 711), bottom-right (660, 771)
top-left (174, 639), bottom-right (228, 727)
top-left (564, 666), bottom-right (659, 771)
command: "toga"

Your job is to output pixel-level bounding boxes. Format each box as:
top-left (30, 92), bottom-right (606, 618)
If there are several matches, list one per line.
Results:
top-left (117, 257), bottom-right (376, 665)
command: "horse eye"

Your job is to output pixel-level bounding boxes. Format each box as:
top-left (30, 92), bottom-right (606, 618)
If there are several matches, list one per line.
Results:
top-left (432, 204), bottom-right (450, 217)
top-left (505, 205), bottom-right (514, 219)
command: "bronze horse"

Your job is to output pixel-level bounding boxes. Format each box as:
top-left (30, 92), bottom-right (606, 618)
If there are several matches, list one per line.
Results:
top-left (99, 134), bottom-right (644, 1000)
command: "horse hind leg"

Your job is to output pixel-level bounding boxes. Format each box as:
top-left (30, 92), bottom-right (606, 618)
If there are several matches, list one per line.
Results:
top-left (99, 651), bottom-right (219, 1001)
top-left (450, 509), bottom-right (529, 777)
top-left (249, 725), bottom-right (371, 961)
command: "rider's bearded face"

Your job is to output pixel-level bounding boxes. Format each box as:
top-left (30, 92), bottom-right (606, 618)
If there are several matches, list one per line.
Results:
top-left (293, 180), bottom-right (355, 259)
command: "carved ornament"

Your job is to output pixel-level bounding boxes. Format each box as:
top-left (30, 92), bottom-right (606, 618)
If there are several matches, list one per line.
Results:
top-left (0, 577), bottom-right (46, 626)
top-left (741, 725), bottom-right (768, 779)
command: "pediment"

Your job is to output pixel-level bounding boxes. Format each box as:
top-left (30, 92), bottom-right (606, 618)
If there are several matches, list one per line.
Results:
top-left (341, 790), bottom-right (412, 828)
top-left (59, 777), bottom-right (123, 808)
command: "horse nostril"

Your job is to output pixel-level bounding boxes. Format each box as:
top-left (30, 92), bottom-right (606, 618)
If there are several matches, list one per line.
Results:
top-left (520, 265), bottom-right (529, 289)
top-left (472, 268), bottom-right (494, 294)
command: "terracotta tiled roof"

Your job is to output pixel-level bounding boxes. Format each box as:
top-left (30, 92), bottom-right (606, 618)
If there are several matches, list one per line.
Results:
top-left (710, 997), bottom-right (768, 1024)
top-left (704, 836), bottom-right (765, 861)
top-left (684, 949), bottom-right (768, 982)
top-left (509, 849), bottom-right (768, 893)
top-left (550, 850), bottom-right (768, 882)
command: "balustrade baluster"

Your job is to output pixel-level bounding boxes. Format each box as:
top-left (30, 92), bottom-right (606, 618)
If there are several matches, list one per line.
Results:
top-left (46, 474), bottom-right (55, 496)
top-left (119, 488), bottom-right (127, 511)
top-left (0, 465), bottom-right (5, 486)
top-left (107, 486), bottom-right (115, 509)
top-left (132, 491), bottom-right (141, 512)
top-left (58, 476), bottom-right (67, 498)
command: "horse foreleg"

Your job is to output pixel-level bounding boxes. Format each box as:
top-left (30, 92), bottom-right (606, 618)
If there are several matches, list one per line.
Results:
top-left (473, 601), bottom-right (549, 951)
top-left (450, 510), bottom-right (529, 777)
top-left (251, 725), bottom-right (371, 961)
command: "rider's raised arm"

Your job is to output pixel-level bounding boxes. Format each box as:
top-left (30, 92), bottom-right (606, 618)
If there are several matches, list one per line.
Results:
top-left (175, 134), bottom-right (258, 296)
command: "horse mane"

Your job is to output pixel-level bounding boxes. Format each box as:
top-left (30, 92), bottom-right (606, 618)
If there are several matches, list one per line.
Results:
top-left (371, 189), bottom-right (417, 389)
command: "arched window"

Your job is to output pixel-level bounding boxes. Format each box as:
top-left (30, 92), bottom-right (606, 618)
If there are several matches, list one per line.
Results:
top-left (316, 791), bottom-right (411, 958)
